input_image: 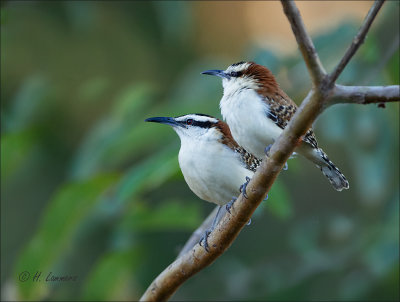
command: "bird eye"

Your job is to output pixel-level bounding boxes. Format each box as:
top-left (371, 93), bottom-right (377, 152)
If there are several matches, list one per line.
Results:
top-left (230, 71), bottom-right (242, 77)
top-left (186, 119), bottom-right (194, 125)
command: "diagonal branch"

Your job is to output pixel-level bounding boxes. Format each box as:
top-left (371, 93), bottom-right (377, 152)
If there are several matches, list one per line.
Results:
top-left (329, 0), bottom-right (385, 84)
top-left (281, 0), bottom-right (327, 86)
top-left (332, 84), bottom-right (400, 105)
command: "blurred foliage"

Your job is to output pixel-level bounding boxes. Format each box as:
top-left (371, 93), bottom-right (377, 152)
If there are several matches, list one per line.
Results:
top-left (1, 1), bottom-right (399, 301)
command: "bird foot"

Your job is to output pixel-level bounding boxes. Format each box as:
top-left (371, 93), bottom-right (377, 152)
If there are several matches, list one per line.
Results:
top-left (264, 144), bottom-right (273, 157)
top-left (226, 197), bottom-right (237, 214)
top-left (283, 162), bottom-right (288, 171)
top-left (239, 176), bottom-right (251, 198)
top-left (199, 229), bottom-right (212, 252)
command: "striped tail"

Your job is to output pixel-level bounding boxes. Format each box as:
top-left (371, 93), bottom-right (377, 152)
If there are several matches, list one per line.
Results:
top-left (317, 148), bottom-right (349, 191)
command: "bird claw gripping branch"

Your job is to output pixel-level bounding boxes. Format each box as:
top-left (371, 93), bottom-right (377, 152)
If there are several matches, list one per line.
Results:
top-left (239, 176), bottom-right (251, 199)
top-left (225, 196), bottom-right (237, 214)
top-left (199, 229), bottom-right (212, 252)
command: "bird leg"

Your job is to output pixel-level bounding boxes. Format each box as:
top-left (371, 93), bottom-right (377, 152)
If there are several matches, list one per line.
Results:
top-left (199, 229), bottom-right (212, 252)
top-left (225, 197), bottom-right (237, 214)
top-left (226, 196), bottom-right (253, 229)
top-left (199, 205), bottom-right (223, 252)
top-left (265, 143), bottom-right (288, 170)
top-left (239, 176), bottom-right (251, 198)
top-left (264, 143), bottom-right (273, 157)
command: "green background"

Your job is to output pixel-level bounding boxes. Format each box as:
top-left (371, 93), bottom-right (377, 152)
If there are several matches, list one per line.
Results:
top-left (1, 1), bottom-right (399, 301)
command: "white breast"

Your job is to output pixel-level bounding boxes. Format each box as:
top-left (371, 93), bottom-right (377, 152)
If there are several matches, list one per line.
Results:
top-left (178, 137), bottom-right (253, 206)
top-left (220, 89), bottom-right (283, 158)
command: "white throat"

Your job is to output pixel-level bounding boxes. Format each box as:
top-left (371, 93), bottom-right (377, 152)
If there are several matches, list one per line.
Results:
top-left (220, 88), bottom-right (283, 158)
top-left (176, 128), bottom-right (253, 205)
top-left (222, 77), bottom-right (259, 100)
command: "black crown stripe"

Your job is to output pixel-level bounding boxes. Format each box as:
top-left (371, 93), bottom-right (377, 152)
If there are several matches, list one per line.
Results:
top-left (231, 61), bottom-right (246, 67)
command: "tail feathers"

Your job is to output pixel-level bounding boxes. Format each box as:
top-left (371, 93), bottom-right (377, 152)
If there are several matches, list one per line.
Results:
top-left (317, 149), bottom-right (349, 191)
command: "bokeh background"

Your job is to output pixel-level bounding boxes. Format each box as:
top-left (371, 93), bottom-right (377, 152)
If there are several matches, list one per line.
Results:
top-left (1, 1), bottom-right (399, 301)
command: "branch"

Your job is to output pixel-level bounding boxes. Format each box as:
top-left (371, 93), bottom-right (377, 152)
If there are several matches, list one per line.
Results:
top-left (331, 84), bottom-right (400, 105)
top-left (329, 0), bottom-right (385, 84)
top-left (281, 0), bottom-right (327, 86)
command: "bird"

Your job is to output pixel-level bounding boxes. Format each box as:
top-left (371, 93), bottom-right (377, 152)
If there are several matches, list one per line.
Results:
top-left (145, 113), bottom-right (261, 250)
top-left (202, 61), bottom-right (349, 191)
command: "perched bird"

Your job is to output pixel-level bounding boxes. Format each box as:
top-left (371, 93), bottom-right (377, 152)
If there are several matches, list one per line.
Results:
top-left (145, 114), bottom-right (261, 250)
top-left (202, 61), bottom-right (349, 191)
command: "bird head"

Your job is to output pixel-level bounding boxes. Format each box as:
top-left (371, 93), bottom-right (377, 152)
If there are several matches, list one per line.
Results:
top-left (145, 114), bottom-right (237, 147)
top-left (202, 61), bottom-right (279, 96)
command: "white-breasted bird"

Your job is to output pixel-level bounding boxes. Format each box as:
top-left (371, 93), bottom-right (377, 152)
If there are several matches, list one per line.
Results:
top-left (145, 114), bottom-right (261, 250)
top-left (202, 61), bottom-right (349, 191)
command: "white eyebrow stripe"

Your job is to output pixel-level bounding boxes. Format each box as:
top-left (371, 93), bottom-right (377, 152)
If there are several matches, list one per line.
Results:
top-left (225, 62), bottom-right (251, 73)
top-left (175, 114), bottom-right (219, 124)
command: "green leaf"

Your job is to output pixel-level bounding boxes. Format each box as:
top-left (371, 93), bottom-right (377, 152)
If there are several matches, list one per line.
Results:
top-left (6, 74), bottom-right (49, 132)
top-left (82, 250), bottom-right (142, 301)
top-left (360, 35), bottom-right (380, 63)
top-left (77, 76), bottom-right (110, 104)
top-left (114, 143), bottom-right (180, 206)
top-left (1, 5), bottom-right (8, 25)
top-left (70, 83), bottom-right (157, 179)
top-left (385, 50), bottom-right (399, 84)
top-left (118, 199), bottom-right (202, 232)
top-left (15, 174), bottom-right (120, 300)
top-left (1, 130), bottom-right (37, 179)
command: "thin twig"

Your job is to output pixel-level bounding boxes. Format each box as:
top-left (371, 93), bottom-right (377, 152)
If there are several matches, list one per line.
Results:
top-left (329, 0), bottom-right (385, 84)
top-left (332, 84), bottom-right (400, 105)
top-left (281, 0), bottom-right (327, 86)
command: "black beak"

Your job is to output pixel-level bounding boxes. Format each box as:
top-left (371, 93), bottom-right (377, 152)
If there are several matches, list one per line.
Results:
top-left (201, 69), bottom-right (230, 79)
top-left (145, 116), bottom-right (180, 127)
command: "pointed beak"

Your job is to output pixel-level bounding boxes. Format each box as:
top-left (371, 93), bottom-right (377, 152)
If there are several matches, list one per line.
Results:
top-left (201, 69), bottom-right (230, 79)
top-left (145, 116), bottom-right (180, 127)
